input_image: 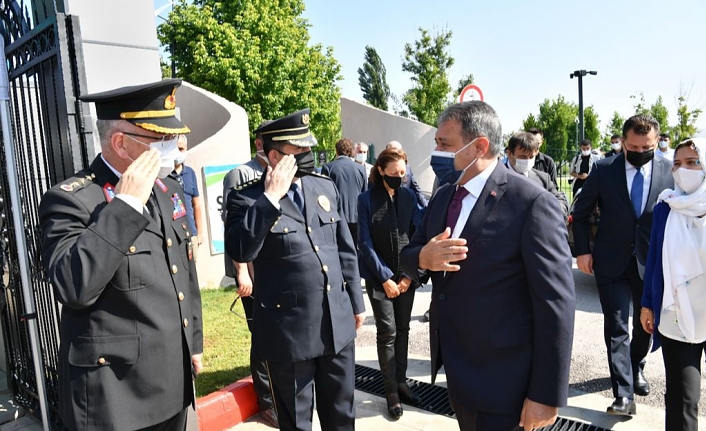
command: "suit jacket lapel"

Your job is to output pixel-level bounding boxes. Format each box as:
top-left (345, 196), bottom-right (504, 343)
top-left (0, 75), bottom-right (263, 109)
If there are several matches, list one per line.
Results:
top-left (643, 157), bottom-right (669, 217)
top-left (458, 164), bottom-right (507, 245)
top-left (611, 154), bottom-right (634, 218)
top-left (430, 184), bottom-right (455, 236)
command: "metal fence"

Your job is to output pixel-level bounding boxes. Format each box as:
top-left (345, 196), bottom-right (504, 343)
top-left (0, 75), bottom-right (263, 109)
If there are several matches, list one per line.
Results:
top-left (0, 1), bottom-right (91, 429)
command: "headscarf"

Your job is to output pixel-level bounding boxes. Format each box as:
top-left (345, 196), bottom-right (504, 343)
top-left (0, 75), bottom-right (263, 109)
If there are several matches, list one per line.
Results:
top-left (659, 138), bottom-right (706, 342)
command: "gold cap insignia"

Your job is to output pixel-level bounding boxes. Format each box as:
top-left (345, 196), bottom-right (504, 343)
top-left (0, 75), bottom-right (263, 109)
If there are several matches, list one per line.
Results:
top-left (302, 113), bottom-right (310, 125)
top-left (164, 87), bottom-right (177, 110)
top-left (317, 195), bottom-right (330, 212)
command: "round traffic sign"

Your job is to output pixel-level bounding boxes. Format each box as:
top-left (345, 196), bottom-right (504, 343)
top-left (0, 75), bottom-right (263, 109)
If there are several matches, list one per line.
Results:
top-left (459, 84), bottom-right (484, 102)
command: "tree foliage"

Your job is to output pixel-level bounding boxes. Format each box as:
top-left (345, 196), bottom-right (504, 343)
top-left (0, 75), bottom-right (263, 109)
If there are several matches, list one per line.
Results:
top-left (455, 73), bottom-right (475, 97)
top-left (357, 46), bottom-right (390, 111)
top-left (401, 27), bottom-right (454, 126)
top-left (157, 0), bottom-right (343, 151)
top-left (522, 96), bottom-right (600, 161)
top-left (649, 96), bottom-right (670, 136)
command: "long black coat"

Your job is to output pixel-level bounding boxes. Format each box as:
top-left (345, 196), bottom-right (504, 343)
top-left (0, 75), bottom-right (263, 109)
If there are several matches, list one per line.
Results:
top-left (39, 156), bottom-right (203, 431)
top-left (225, 172), bottom-right (365, 362)
top-left (321, 156), bottom-right (367, 224)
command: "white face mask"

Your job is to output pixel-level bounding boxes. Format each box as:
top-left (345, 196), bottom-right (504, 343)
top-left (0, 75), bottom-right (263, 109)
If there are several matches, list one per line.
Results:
top-left (355, 153), bottom-right (367, 163)
top-left (611, 143), bottom-right (621, 151)
top-left (659, 140), bottom-right (669, 149)
top-left (513, 157), bottom-right (535, 174)
top-left (673, 167), bottom-right (706, 194)
top-left (174, 152), bottom-right (187, 166)
top-left (127, 134), bottom-right (181, 178)
top-left (581, 149), bottom-right (591, 156)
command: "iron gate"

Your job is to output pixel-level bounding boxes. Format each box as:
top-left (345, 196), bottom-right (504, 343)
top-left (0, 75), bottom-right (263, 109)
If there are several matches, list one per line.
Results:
top-left (0, 0), bottom-right (91, 428)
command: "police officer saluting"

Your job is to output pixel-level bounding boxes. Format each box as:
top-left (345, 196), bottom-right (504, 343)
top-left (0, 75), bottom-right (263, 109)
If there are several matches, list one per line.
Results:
top-left (225, 108), bottom-right (365, 431)
top-left (39, 79), bottom-right (203, 431)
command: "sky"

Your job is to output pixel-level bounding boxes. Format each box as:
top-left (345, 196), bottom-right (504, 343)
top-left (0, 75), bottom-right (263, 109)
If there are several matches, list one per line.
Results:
top-left (155, 0), bottom-right (706, 137)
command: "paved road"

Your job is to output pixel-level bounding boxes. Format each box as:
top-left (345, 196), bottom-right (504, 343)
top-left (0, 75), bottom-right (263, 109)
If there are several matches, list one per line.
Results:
top-left (355, 260), bottom-right (706, 417)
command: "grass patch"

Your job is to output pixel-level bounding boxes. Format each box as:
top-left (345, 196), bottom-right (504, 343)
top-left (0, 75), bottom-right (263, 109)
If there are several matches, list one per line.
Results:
top-left (196, 286), bottom-right (252, 397)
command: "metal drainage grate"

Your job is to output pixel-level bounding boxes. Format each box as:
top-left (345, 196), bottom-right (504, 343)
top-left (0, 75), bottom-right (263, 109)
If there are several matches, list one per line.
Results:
top-left (354, 365), bottom-right (611, 430)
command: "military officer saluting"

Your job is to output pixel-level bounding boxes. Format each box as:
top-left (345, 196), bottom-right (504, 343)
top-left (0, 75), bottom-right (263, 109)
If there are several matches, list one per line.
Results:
top-left (225, 109), bottom-right (365, 431)
top-left (39, 79), bottom-right (203, 431)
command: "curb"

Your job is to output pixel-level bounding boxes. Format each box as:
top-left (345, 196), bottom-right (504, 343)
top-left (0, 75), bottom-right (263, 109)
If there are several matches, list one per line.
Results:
top-left (197, 376), bottom-right (260, 431)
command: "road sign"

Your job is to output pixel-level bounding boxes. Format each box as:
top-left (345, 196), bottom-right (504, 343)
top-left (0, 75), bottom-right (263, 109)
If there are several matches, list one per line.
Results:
top-left (459, 84), bottom-right (484, 102)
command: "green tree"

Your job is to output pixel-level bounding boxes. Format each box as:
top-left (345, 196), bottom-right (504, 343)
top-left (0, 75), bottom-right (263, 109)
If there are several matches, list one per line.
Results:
top-left (157, 0), bottom-right (343, 151)
top-left (522, 96), bottom-right (600, 161)
top-left (401, 27), bottom-right (454, 126)
top-left (631, 92), bottom-right (649, 116)
top-left (673, 96), bottom-right (702, 143)
top-left (602, 111), bottom-right (625, 146)
top-left (357, 46), bottom-right (390, 111)
top-left (649, 95), bottom-right (670, 136)
top-left (455, 73), bottom-right (475, 97)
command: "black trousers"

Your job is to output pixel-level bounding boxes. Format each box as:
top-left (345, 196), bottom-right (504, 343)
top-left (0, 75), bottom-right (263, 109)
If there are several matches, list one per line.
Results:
top-left (366, 280), bottom-right (415, 396)
top-left (240, 295), bottom-right (275, 411)
top-left (266, 341), bottom-right (356, 431)
top-left (595, 257), bottom-right (652, 399)
top-left (137, 408), bottom-right (188, 431)
top-left (661, 335), bottom-right (703, 431)
top-left (451, 397), bottom-right (521, 431)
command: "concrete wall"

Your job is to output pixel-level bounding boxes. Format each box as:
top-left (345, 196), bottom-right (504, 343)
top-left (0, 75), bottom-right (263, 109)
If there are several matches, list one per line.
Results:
top-left (340, 98), bottom-right (437, 196)
top-left (177, 82), bottom-right (251, 288)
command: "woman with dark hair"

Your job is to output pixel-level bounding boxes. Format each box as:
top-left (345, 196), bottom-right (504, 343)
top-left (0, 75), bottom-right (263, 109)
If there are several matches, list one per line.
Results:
top-left (641, 138), bottom-right (706, 431)
top-left (357, 148), bottom-right (423, 420)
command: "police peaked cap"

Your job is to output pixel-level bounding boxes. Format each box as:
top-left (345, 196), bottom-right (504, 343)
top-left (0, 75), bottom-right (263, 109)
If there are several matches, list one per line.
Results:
top-left (255, 108), bottom-right (317, 147)
top-left (80, 79), bottom-right (190, 135)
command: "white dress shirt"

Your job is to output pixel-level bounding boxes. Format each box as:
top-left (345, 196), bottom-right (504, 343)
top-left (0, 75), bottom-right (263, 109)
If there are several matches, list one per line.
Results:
top-left (452, 159), bottom-right (497, 239)
top-left (625, 158), bottom-right (653, 215)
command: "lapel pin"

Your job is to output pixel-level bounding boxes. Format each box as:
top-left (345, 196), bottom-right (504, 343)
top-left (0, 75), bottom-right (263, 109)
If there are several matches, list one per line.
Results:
top-left (490, 190), bottom-right (497, 197)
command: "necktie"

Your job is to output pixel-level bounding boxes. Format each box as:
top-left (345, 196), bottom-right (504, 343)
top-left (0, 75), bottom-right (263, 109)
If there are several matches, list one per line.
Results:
top-left (631, 167), bottom-right (644, 218)
top-left (446, 187), bottom-right (470, 231)
top-left (289, 183), bottom-right (304, 214)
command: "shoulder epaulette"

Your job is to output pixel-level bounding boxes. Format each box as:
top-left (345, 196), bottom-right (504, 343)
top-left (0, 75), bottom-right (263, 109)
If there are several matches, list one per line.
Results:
top-left (57, 171), bottom-right (95, 193)
top-left (234, 175), bottom-right (264, 191)
top-left (310, 171), bottom-right (333, 181)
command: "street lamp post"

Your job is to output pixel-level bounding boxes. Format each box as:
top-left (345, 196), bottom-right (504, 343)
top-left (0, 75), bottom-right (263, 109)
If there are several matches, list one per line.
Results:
top-left (569, 70), bottom-right (597, 142)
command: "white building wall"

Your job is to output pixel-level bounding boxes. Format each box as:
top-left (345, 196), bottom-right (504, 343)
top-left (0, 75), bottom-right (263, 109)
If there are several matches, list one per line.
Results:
top-left (340, 98), bottom-right (437, 197)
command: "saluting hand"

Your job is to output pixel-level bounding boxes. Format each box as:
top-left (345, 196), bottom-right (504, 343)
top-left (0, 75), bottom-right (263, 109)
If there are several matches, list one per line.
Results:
top-left (115, 148), bottom-right (160, 206)
top-left (264, 154), bottom-right (298, 200)
top-left (418, 227), bottom-right (468, 272)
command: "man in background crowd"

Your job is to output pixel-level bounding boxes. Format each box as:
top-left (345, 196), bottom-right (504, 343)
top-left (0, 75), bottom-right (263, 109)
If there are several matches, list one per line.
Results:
top-left (607, 134), bottom-right (623, 158)
top-left (322, 138), bottom-right (368, 242)
top-left (656, 133), bottom-right (674, 161)
top-left (172, 135), bottom-right (204, 259)
top-left (570, 139), bottom-right (601, 197)
top-left (355, 141), bottom-right (374, 179)
top-left (527, 128), bottom-right (558, 186)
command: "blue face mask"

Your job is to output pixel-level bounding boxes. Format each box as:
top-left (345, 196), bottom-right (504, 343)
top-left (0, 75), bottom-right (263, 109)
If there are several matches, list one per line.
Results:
top-left (430, 138), bottom-right (479, 186)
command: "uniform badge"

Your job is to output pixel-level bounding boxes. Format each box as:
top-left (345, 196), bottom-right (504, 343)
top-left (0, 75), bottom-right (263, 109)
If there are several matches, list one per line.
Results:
top-left (60, 183), bottom-right (74, 192)
top-left (302, 113), bottom-right (310, 125)
top-left (172, 193), bottom-right (187, 220)
top-left (103, 184), bottom-right (115, 202)
top-left (155, 179), bottom-right (168, 193)
top-left (317, 195), bottom-right (330, 212)
top-left (164, 87), bottom-right (177, 110)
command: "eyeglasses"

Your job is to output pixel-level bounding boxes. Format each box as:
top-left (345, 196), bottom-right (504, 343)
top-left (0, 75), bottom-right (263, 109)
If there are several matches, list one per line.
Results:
top-left (229, 295), bottom-right (253, 321)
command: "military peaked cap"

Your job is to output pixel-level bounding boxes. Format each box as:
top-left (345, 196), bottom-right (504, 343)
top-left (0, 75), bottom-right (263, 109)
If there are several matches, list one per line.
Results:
top-left (80, 79), bottom-right (190, 135)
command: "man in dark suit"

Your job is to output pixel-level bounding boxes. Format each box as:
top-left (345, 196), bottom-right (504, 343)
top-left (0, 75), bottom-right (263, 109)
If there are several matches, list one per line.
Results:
top-left (225, 109), bottom-right (365, 431)
top-left (504, 131), bottom-right (568, 218)
top-left (400, 101), bottom-right (575, 431)
top-left (573, 114), bottom-right (674, 416)
top-left (386, 141), bottom-right (429, 209)
top-left (39, 80), bottom-right (203, 431)
top-left (321, 138), bottom-right (367, 242)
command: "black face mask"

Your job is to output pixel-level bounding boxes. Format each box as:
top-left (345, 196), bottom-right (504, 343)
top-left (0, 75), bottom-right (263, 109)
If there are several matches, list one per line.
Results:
top-left (625, 148), bottom-right (655, 168)
top-left (383, 175), bottom-right (403, 190)
top-left (292, 150), bottom-right (315, 177)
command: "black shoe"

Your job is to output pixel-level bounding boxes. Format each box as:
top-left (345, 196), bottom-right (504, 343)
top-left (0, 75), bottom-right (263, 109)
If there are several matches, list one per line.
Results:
top-left (607, 397), bottom-right (636, 416)
top-left (386, 393), bottom-right (403, 420)
top-left (260, 408), bottom-right (279, 428)
top-left (398, 383), bottom-right (421, 406)
top-left (422, 310), bottom-right (430, 323)
top-left (634, 369), bottom-right (650, 396)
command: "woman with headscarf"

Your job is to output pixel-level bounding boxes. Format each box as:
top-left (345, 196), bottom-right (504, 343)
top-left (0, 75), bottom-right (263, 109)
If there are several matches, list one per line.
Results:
top-left (357, 148), bottom-right (423, 420)
top-left (641, 138), bottom-right (706, 431)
